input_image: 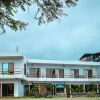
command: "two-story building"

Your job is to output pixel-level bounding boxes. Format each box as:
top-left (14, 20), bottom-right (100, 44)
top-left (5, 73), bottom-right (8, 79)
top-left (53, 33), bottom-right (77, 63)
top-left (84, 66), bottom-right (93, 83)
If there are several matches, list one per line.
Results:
top-left (0, 55), bottom-right (100, 97)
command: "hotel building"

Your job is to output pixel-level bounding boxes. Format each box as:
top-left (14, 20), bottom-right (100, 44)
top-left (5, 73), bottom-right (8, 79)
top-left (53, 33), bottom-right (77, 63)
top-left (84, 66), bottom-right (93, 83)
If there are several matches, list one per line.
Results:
top-left (0, 55), bottom-right (100, 97)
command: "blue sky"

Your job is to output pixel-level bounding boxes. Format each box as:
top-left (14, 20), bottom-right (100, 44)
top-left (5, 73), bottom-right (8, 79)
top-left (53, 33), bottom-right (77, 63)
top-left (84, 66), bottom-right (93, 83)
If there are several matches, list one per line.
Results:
top-left (0, 0), bottom-right (100, 60)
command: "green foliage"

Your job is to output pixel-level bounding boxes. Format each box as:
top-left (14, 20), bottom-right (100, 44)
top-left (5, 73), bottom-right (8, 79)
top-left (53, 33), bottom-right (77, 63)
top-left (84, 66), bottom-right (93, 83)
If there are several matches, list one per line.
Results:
top-left (88, 83), bottom-right (97, 92)
top-left (86, 92), bottom-right (96, 97)
top-left (65, 84), bottom-right (71, 97)
top-left (45, 83), bottom-right (54, 96)
top-left (24, 87), bottom-right (31, 96)
top-left (76, 85), bottom-right (83, 92)
top-left (0, 0), bottom-right (78, 33)
top-left (46, 84), bottom-right (54, 91)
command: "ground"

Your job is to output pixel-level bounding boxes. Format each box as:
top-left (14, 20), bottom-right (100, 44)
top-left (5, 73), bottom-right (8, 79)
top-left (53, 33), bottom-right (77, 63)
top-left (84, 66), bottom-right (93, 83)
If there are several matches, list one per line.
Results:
top-left (0, 97), bottom-right (100, 100)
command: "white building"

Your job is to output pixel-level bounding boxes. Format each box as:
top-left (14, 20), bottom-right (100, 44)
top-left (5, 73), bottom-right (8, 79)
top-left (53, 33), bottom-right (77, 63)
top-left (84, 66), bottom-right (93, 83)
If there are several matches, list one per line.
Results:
top-left (0, 55), bottom-right (100, 97)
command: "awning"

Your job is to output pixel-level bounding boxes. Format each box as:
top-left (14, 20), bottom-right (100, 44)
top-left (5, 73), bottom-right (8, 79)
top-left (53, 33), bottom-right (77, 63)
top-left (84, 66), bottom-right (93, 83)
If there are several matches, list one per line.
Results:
top-left (56, 85), bottom-right (64, 88)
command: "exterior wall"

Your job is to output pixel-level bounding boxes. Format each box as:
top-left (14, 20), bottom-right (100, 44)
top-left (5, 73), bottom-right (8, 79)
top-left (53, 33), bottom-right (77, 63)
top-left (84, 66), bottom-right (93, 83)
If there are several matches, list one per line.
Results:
top-left (0, 56), bottom-right (24, 97)
top-left (26, 64), bottom-right (100, 82)
top-left (14, 80), bottom-right (24, 97)
top-left (0, 80), bottom-right (24, 97)
top-left (0, 59), bottom-right (25, 79)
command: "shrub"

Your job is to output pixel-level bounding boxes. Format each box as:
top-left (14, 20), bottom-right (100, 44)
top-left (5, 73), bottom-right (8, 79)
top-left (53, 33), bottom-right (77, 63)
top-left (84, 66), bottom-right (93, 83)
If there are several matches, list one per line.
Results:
top-left (86, 92), bottom-right (96, 97)
top-left (24, 87), bottom-right (31, 96)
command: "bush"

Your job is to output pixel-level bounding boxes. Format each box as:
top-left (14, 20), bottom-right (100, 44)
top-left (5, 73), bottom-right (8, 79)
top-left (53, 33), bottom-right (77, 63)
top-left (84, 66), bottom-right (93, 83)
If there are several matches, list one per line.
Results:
top-left (86, 92), bottom-right (96, 97)
top-left (24, 87), bottom-right (31, 96)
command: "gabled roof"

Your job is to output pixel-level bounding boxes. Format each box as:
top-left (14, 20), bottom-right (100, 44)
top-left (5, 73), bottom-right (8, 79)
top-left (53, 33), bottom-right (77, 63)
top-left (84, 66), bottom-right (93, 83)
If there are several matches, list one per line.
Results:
top-left (80, 52), bottom-right (100, 60)
top-left (79, 53), bottom-right (92, 60)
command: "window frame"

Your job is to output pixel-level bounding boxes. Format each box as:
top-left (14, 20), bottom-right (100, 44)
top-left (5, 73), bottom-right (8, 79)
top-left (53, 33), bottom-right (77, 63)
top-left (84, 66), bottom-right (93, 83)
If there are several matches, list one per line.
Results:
top-left (2, 62), bottom-right (14, 75)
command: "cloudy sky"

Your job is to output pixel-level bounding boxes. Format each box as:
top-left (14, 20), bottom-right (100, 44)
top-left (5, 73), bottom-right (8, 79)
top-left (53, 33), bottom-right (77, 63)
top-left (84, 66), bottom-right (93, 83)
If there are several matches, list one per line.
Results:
top-left (0, 0), bottom-right (100, 60)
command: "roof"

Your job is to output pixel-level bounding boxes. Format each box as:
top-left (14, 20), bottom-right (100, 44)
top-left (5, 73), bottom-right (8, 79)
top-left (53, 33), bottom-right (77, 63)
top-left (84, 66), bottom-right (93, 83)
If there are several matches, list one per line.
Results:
top-left (80, 52), bottom-right (100, 60)
top-left (79, 53), bottom-right (92, 60)
top-left (26, 59), bottom-right (100, 66)
top-left (0, 55), bottom-right (24, 59)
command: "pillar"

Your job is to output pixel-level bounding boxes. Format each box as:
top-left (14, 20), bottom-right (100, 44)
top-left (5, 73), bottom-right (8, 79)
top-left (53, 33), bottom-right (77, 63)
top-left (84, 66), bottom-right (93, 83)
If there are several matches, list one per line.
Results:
top-left (97, 83), bottom-right (99, 93)
top-left (0, 83), bottom-right (2, 97)
top-left (64, 87), bottom-right (67, 96)
top-left (83, 84), bottom-right (85, 93)
top-left (14, 82), bottom-right (19, 97)
top-left (70, 85), bottom-right (72, 98)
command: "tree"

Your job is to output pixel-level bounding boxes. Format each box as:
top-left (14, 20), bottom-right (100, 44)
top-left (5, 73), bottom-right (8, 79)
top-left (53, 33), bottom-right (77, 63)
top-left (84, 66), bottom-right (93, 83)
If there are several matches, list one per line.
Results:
top-left (46, 84), bottom-right (54, 95)
top-left (0, 0), bottom-right (78, 33)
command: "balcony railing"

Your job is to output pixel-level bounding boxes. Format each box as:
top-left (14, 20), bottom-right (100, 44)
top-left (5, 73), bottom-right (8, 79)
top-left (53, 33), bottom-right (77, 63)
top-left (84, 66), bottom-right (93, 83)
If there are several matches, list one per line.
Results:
top-left (26, 73), bottom-right (100, 78)
top-left (0, 68), bottom-right (23, 75)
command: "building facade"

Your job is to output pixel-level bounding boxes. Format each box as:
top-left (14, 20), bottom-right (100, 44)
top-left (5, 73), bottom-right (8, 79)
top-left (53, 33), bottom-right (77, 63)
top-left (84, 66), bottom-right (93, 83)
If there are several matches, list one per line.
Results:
top-left (80, 52), bottom-right (100, 62)
top-left (0, 55), bottom-right (100, 97)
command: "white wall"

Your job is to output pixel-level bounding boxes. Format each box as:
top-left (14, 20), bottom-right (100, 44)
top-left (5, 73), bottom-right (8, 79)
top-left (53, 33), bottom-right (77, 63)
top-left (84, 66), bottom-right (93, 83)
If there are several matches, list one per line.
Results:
top-left (14, 80), bottom-right (24, 97)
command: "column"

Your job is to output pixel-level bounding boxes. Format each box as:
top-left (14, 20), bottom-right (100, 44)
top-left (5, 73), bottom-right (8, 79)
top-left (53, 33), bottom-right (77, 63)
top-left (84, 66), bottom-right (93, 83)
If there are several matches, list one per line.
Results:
top-left (97, 83), bottom-right (99, 93)
top-left (29, 84), bottom-right (30, 93)
top-left (53, 85), bottom-right (55, 95)
top-left (83, 84), bottom-right (85, 93)
top-left (0, 83), bottom-right (2, 97)
top-left (64, 87), bottom-right (67, 96)
top-left (70, 85), bottom-right (72, 98)
top-left (14, 82), bottom-right (19, 97)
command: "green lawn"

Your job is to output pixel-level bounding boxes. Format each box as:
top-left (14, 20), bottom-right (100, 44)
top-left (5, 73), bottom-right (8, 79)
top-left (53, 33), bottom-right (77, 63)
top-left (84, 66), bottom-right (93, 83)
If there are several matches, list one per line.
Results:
top-left (0, 97), bottom-right (100, 100)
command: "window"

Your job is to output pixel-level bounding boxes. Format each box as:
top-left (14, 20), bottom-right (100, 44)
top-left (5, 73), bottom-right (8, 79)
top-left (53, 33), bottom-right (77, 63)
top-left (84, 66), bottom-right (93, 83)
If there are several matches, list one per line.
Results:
top-left (88, 69), bottom-right (92, 78)
top-left (70, 69), bottom-right (79, 78)
top-left (74, 69), bottom-right (79, 78)
top-left (24, 64), bottom-right (26, 75)
top-left (2, 63), bottom-right (14, 74)
top-left (46, 68), bottom-right (55, 78)
top-left (29, 68), bottom-right (40, 78)
top-left (59, 69), bottom-right (64, 78)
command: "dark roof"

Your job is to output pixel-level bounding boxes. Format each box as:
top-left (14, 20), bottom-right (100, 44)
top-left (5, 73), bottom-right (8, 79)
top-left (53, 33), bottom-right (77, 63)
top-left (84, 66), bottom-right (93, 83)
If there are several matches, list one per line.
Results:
top-left (93, 52), bottom-right (100, 55)
top-left (80, 53), bottom-right (92, 60)
top-left (80, 52), bottom-right (100, 60)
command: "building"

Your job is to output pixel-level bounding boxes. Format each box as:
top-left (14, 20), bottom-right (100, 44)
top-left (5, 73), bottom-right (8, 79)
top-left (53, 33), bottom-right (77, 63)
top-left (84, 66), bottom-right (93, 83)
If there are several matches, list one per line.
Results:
top-left (80, 52), bottom-right (100, 62)
top-left (0, 55), bottom-right (100, 97)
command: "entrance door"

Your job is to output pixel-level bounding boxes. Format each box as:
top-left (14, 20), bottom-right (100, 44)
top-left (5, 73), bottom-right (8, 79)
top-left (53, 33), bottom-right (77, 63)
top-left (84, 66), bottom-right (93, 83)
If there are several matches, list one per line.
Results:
top-left (2, 84), bottom-right (14, 96)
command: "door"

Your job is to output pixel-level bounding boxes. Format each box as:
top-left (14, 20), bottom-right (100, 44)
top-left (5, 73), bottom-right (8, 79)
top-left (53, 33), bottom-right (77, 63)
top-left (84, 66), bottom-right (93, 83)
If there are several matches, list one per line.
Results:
top-left (2, 84), bottom-right (14, 96)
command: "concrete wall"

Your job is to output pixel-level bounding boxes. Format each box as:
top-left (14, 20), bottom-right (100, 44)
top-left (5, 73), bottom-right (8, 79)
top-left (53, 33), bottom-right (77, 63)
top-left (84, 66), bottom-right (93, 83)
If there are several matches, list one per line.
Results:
top-left (0, 80), bottom-right (24, 97)
top-left (14, 80), bottom-right (24, 97)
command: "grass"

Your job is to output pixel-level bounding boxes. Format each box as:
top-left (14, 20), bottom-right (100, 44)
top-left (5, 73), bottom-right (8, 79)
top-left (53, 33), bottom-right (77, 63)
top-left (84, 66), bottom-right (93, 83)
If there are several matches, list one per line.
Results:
top-left (0, 97), bottom-right (100, 100)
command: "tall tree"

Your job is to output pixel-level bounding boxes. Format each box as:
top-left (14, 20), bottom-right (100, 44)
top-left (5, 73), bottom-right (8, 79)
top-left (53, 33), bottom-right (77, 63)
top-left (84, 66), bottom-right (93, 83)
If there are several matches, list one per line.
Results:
top-left (0, 0), bottom-right (78, 33)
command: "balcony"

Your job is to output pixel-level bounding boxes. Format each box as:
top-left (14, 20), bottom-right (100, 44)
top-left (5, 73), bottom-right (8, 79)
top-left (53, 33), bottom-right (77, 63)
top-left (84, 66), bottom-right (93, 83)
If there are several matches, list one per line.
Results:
top-left (25, 73), bottom-right (100, 82)
top-left (0, 68), bottom-right (24, 79)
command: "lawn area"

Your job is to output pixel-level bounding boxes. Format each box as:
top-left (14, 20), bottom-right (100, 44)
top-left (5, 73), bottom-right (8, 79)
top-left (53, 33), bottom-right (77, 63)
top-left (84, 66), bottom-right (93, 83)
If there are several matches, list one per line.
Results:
top-left (0, 97), bottom-right (100, 100)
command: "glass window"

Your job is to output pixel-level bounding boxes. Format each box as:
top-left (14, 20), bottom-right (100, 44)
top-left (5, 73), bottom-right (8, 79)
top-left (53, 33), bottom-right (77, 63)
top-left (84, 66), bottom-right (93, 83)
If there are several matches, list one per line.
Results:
top-left (2, 63), bottom-right (8, 74)
top-left (29, 68), bottom-right (40, 78)
top-left (46, 68), bottom-right (55, 78)
top-left (2, 63), bottom-right (14, 74)
top-left (59, 69), bottom-right (64, 78)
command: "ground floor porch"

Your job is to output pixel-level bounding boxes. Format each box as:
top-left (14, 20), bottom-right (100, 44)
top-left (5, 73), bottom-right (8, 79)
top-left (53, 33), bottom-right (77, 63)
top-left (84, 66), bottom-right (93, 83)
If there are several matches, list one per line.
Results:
top-left (24, 81), bottom-right (100, 97)
top-left (0, 80), bottom-right (100, 97)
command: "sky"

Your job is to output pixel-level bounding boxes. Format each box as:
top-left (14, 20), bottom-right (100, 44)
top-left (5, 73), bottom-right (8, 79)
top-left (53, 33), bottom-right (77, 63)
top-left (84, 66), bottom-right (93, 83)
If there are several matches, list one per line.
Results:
top-left (0, 0), bottom-right (100, 60)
